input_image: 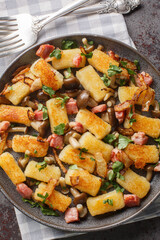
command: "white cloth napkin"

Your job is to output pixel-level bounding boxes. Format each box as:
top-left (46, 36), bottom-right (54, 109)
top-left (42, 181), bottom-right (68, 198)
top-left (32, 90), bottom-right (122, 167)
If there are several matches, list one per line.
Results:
top-left (1, 1), bottom-right (160, 240)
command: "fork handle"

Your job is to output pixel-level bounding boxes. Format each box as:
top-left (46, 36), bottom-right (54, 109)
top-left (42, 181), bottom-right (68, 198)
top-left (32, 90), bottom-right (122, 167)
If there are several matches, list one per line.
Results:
top-left (39, 0), bottom-right (90, 28)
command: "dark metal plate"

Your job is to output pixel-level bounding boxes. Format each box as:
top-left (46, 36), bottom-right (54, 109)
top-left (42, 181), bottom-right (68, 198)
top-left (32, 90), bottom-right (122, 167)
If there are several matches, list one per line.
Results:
top-left (0, 34), bottom-right (160, 232)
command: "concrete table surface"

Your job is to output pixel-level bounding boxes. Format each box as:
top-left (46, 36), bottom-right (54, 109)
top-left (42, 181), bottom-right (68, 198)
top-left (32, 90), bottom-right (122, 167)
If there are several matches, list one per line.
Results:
top-left (0, 0), bottom-right (160, 239)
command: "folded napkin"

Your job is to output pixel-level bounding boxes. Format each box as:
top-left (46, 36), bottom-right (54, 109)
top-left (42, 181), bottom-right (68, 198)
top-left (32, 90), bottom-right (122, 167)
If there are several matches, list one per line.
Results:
top-left (1, 1), bottom-right (160, 240)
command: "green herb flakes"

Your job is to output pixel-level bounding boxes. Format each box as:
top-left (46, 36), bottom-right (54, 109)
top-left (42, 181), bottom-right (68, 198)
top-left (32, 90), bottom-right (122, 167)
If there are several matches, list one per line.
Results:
top-left (79, 148), bottom-right (88, 160)
top-left (108, 170), bottom-right (116, 181)
top-left (129, 105), bottom-right (136, 126)
top-left (112, 161), bottom-right (124, 172)
top-left (81, 52), bottom-right (93, 59)
top-left (37, 104), bottom-right (48, 120)
top-left (134, 60), bottom-right (140, 70)
top-left (107, 64), bottom-right (122, 77)
top-left (42, 85), bottom-right (55, 98)
top-left (34, 150), bottom-right (37, 154)
top-left (116, 172), bottom-right (125, 180)
top-left (69, 164), bottom-right (79, 170)
top-left (64, 67), bottom-right (72, 78)
top-left (90, 157), bottom-right (95, 161)
top-left (37, 193), bottom-right (49, 204)
top-left (61, 40), bottom-right (78, 50)
top-left (103, 199), bottom-right (113, 206)
top-left (55, 95), bottom-right (69, 108)
top-left (120, 61), bottom-right (128, 67)
top-left (103, 134), bottom-right (116, 145)
top-left (118, 134), bottom-right (133, 150)
top-left (36, 160), bottom-right (47, 172)
top-left (101, 74), bottom-right (111, 87)
top-left (54, 123), bottom-right (65, 135)
top-left (100, 181), bottom-right (110, 191)
top-left (88, 40), bottom-right (93, 45)
top-left (120, 79), bottom-right (126, 86)
top-left (49, 49), bottom-right (62, 59)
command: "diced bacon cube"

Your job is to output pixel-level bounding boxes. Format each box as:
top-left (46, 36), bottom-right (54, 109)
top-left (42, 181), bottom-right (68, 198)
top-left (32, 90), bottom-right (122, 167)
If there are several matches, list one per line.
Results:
top-left (16, 183), bottom-right (33, 199)
top-left (91, 104), bottom-right (107, 114)
top-left (34, 110), bottom-right (43, 121)
top-left (36, 44), bottom-right (55, 59)
top-left (124, 194), bottom-right (140, 207)
top-left (73, 54), bottom-right (82, 68)
top-left (154, 162), bottom-right (160, 172)
top-left (47, 134), bottom-right (64, 149)
top-left (141, 71), bottom-right (153, 86)
top-left (111, 148), bottom-right (123, 162)
top-left (115, 111), bottom-right (125, 124)
top-left (0, 121), bottom-right (10, 133)
top-left (65, 207), bottom-right (79, 223)
top-left (69, 122), bottom-right (84, 133)
top-left (66, 98), bottom-right (78, 115)
top-left (131, 132), bottom-right (148, 145)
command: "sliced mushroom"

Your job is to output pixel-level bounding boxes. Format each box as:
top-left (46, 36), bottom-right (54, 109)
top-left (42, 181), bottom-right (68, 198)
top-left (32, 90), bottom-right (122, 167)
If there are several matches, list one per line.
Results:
top-left (31, 120), bottom-right (49, 137)
top-left (21, 96), bottom-right (37, 110)
top-left (44, 155), bottom-right (56, 165)
top-left (0, 96), bottom-right (11, 105)
top-left (82, 38), bottom-right (94, 53)
top-left (65, 89), bottom-right (81, 98)
top-left (30, 78), bottom-right (42, 92)
top-left (18, 150), bottom-right (30, 169)
top-left (106, 107), bottom-right (117, 127)
top-left (145, 165), bottom-right (154, 182)
top-left (70, 187), bottom-right (87, 205)
top-left (76, 204), bottom-right (88, 218)
top-left (37, 91), bottom-right (50, 102)
top-left (64, 77), bottom-right (80, 90)
top-left (77, 90), bottom-right (90, 108)
top-left (117, 127), bottom-right (134, 136)
top-left (151, 100), bottom-right (160, 118)
top-left (8, 126), bottom-right (28, 134)
top-left (87, 97), bottom-right (98, 108)
top-left (64, 130), bottom-right (77, 144)
top-left (59, 177), bottom-right (69, 194)
top-left (69, 136), bottom-right (81, 149)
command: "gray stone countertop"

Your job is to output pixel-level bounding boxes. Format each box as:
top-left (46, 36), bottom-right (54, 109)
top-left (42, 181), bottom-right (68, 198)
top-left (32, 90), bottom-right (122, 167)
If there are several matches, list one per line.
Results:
top-left (0, 0), bottom-right (160, 239)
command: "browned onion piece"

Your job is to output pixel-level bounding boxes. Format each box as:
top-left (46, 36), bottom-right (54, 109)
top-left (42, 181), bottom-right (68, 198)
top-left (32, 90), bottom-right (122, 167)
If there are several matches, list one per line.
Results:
top-left (70, 176), bottom-right (80, 186)
top-left (117, 127), bottom-right (135, 136)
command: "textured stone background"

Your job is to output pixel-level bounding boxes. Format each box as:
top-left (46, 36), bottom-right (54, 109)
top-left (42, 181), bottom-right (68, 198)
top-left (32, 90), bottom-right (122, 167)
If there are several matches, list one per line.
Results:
top-left (0, 0), bottom-right (160, 239)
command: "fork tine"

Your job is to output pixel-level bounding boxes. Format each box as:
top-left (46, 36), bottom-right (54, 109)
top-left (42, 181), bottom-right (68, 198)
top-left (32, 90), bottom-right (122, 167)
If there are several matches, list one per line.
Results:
top-left (0, 41), bottom-right (24, 53)
top-left (0, 45), bottom-right (25, 58)
top-left (0, 17), bottom-right (17, 21)
top-left (0, 21), bottom-right (18, 27)
top-left (0, 33), bottom-right (19, 42)
top-left (0, 26), bottom-right (18, 31)
top-left (0, 38), bottom-right (22, 48)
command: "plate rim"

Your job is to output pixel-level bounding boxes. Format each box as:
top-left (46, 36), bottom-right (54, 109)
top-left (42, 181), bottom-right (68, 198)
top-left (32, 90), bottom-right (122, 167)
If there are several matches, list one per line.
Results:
top-left (0, 33), bottom-right (160, 232)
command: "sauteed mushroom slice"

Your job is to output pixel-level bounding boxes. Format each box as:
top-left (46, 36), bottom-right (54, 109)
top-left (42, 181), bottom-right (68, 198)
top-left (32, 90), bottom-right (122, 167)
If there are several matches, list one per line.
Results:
top-left (65, 89), bottom-right (81, 98)
top-left (59, 177), bottom-right (69, 195)
top-left (37, 91), bottom-right (50, 101)
top-left (70, 187), bottom-right (87, 205)
top-left (76, 204), bottom-right (88, 218)
top-left (151, 100), bottom-right (160, 118)
top-left (8, 126), bottom-right (28, 134)
top-left (82, 38), bottom-right (94, 53)
top-left (21, 96), bottom-right (37, 110)
top-left (31, 120), bottom-right (49, 137)
top-left (77, 90), bottom-right (90, 109)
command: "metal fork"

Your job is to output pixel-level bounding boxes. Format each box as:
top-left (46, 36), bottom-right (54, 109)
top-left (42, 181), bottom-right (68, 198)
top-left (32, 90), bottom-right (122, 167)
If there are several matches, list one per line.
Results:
top-left (0, 0), bottom-right (90, 58)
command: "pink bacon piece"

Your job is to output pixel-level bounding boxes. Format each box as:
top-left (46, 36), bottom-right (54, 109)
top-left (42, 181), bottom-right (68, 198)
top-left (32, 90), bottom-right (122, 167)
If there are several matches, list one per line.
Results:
top-left (115, 111), bottom-right (125, 124)
top-left (65, 207), bottom-right (79, 223)
top-left (124, 194), bottom-right (140, 207)
top-left (66, 98), bottom-right (78, 115)
top-left (69, 122), bottom-right (84, 133)
top-left (34, 110), bottom-right (43, 121)
top-left (131, 132), bottom-right (148, 145)
top-left (47, 134), bottom-right (64, 149)
top-left (36, 44), bottom-right (55, 59)
top-left (91, 104), bottom-right (107, 114)
top-left (16, 183), bottom-right (33, 199)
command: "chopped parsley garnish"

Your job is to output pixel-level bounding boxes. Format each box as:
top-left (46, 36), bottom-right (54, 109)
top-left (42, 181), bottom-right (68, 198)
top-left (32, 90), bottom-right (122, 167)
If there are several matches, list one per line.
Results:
top-left (37, 104), bottom-right (48, 120)
top-left (100, 181), bottom-right (110, 191)
top-left (90, 157), bottom-right (95, 161)
top-left (61, 40), bottom-right (78, 50)
top-left (81, 52), bottom-right (93, 59)
top-left (49, 49), bottom-right (62, 59)
top-left (116, 172), bottom-right (125, 180)
top-left (10, 124), bottom-right (15, 128)
top-left (69, 164), bottom-right (79, 170)
top-left (120, 79), bottom-right (126, 86)
top-left (36, 160), bottom-right (47, 171)
top-left (22, 198), bottom-right (59, 216)
top-left (134, 60), bottom-right (140, 70)
top-left (37, 193), bottom-right (49, 204)
top-left (79, 148), bottom-right (88, 160)
top-left (101, 74), bottom-right (111, 87)
top-left (120, 61), bottom-right (136, 75)
top-left (88, 40), bottom-right (93, 45)
top-left (130, 76), bottom-right (135, 84)
top-left (108, 170), bottom-right (116, 181)
top-left (112, 182), bottom-right (125, 192)
top-left (103, 199), bottom-right (113, 206)
top-left (103, 134), bottom-right (116, 145)
top-left (154, 138), bottom-right (160, 144)
top-left (25, 153), bottom-right (29, 158)
top-left (120, 61), bottom-right (128, 67)
top-left (64, 67), bottom-right (72, 78)
top-left (107, 64), bottom-right (122, 77)
top-left (42, 85), bottom-right (55, 98)
top-left (118, 134), bottom-right (133, 150)
top-left (34, 150), bottom-right (37, 154)
top-left (54, 123), bottom-right (65, 135)
top-left (129, 105), bottom-right (136, 126)
top-left (112, 161), bottom-right (124, 172)
top-left (55, 95), bottom-right (69, 108)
